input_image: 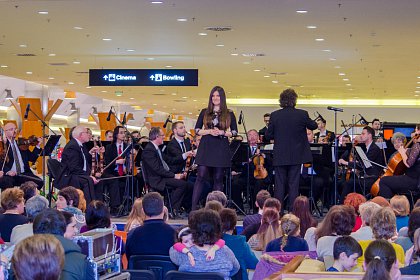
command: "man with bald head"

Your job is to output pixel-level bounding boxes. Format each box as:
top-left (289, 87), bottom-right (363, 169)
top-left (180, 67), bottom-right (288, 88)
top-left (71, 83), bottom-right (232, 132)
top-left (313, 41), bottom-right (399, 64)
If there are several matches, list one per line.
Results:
top-left (0, 122), bottom-right (43, 190)
top-left (55, 125), bottom-right (99, 203)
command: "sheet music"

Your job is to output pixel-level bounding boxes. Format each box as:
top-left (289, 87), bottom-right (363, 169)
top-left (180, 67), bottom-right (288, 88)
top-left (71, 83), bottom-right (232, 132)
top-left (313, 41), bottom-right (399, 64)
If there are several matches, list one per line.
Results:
top-left (355, 146), bottom-right (372, 168)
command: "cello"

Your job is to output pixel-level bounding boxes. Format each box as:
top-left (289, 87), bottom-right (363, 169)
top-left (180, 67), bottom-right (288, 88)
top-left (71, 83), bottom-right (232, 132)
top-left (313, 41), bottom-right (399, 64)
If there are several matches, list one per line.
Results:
top-left (370, 134), bottom-right (420, 196)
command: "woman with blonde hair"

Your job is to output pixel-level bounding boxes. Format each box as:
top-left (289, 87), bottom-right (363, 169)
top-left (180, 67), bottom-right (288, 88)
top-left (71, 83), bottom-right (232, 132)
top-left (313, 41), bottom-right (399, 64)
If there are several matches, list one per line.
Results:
top-left (266, 214), bottom-right (308, 252)
top-left (390, 195), bottom-right (410, 231)
top-left (248, 209), bottom-right (281, 251)
top-left (124, 198), bottom-right (145, 232)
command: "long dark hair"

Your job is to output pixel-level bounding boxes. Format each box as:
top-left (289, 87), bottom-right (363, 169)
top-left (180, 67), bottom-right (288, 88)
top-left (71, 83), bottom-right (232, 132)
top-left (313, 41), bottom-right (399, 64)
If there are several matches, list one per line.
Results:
top-left (292, 196), bottom-right (317, 238)
top-left (203, 86), bottom-right (231, 130)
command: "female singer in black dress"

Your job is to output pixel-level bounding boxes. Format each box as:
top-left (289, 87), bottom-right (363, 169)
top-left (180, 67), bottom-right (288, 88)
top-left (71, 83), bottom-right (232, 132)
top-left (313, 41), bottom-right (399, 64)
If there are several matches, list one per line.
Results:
top-left (192, 86), bottom-right (238, 210)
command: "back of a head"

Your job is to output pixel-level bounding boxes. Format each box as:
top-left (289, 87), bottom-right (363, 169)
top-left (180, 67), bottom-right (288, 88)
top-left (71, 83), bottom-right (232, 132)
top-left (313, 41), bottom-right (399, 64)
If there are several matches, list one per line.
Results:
top-left (25, 195), bottom-right (49, 222)
top-left (206, 191), bottom-right (227, 207)
top-left (86, 200), bottom-right (111, 230)
top-left (359, 202), bottom-right (381, 226)
top-left (292, 196), bottom-right (316, 237)
top-left (370, 196), bottom-right (391, 208)
top-left (33, 208), bottom-right (66, 236)
top-left (390, 195), bottom-right (410, 217)
top-left (190, 209), bottom-right (222, 247)
top-left (315, 205), bottom-right (341, 240)
top-left (204, 200), bottom-right (224, 213)
top-left (256, 190), bottom-right (271, 209)
top-left (370, 207), bottom-right (396, 240)
top-left (344, 192), bottom-right (367, 214)
top-left (142, 192), bottom-right (164, 217)
top-left (258, 208), bottom-right (281, 250)
top-left (279, 88), bottom-right (298, 108)
top-left (220, 208), bottom-right (237, 233)
top-left (263, 197), bottom-right (281, 212)
top-left (1, 187), bottom-right (24, 210)
top-left (362, 240), bottom-right (396, 280)
top-left (408, 207), bottom-right (420, 241)
top-left (20, 181), bottom-right (38, 202)
top-left (330, 205), bottom-right (356, 236)
top-left (333, 236), bottom-right (363, 260)
top-left (280, 214), bottom-right (301, 250)
top-left (12, 234), bottom-right (65, 280)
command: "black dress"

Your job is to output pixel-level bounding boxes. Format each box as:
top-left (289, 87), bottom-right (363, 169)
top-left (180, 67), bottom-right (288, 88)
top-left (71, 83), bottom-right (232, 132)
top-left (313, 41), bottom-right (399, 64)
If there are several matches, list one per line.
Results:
top-left (194, 109), bottom-right (238, 168)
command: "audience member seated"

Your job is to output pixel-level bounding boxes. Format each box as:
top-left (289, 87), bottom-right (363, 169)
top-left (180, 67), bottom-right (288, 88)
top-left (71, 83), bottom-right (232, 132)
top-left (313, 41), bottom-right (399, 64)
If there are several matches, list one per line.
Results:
top-left (124, 198), bottom-right (145, 232)
top-left (126, 192), bottom-right (176, 260)
top-left (241, 198), bottom-right (281, 241)
top-left (82, 200), bottom-right (112, 232)
top-left (62, 211), bottom-right (78, 239)
top-left (206, 191), bottom-right (228, 208)
top-left (220, 208), bottom-right (258, 280)
top-left (358, 207), bottom-right (405, 268)
top-left (11, 234), bottom-right (65, 280)
top-left (0, 187), bottom-right (28, 242)
top-left (56, 186), bottom-right (83, 216)
top-left (248, 208), bottom-right (281, 251)
top-left (20, 180), bottom-right (39, 202)
top-left (395, 207), bottom-right (420, 252)
top-left (292, 196), bottom-right (317, 238)
top-left (363, 239), bottom-right (400, 280)
top-left (316, 205), bottom-right (356, 259)
top-left (10, 195), bottom-right (49, 245)
top-left (350, 202), bottom-right (381, 241)
top-left (243, 190), bottom-right (271, 230)
top-left (326, 236), bottom-right (362, 272)
top-left (33, 208), bottom-right (95, 279)
top-left (370, 196), bottom-right (391, 208)
top-left (169, 209), bottom-right (240, 279)
top-left (401, 228), bottom-right (420, 275)
top-left (344, 193), bottom-right (366, 232)
top-left (390, 195), bottom-right (410, 232)
top-left (205, 200), bottom-right (224, 213)
top-left (266, 214), bottom-right (309, 252)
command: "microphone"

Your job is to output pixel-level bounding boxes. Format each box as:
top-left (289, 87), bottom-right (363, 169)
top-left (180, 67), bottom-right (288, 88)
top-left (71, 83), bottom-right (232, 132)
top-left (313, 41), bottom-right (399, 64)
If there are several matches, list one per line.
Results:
top-left (238, 111), bottom-right (243, 125)
top-left (122, 112), bottom-right (127, 125)
top-left (327, 106), bottom-right (344, 112)
top-left (163, 115), bottom-right (171, 128)
top-left (359, 114), bottom-right (368, 125)
top-left (24, 104), bottom-right (30, 119)
top-left (316, 111), bottom-right (325, 122)
top-left (106, 107), bottom-right (113, 121)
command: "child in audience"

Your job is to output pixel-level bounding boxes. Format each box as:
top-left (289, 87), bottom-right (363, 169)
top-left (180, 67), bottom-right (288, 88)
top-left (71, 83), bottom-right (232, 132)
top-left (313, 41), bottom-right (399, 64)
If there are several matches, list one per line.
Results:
top-left (390, 195), bottom-right (410, 232)
top-left (173, 226), bottom-right (225, 266)
top-left (401, 228), bottom-right (420, 275)
top-left (124, 198), bottom-right (145, 232)
top-left (363, 240), bottom-right (400, 280)
top-left (327, 236), bottom-right (363, 272)
top-left (248, 208), bottom-right (281, 251)
top-left (292, 196), bottom-right (317, 238)
top-left (265, 214), bottom-right (308, 252)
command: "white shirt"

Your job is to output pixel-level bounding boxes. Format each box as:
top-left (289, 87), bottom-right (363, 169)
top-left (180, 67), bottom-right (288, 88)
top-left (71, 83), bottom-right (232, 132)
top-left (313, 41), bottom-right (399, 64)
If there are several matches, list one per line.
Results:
top-left (75, 138), bottom-right (87, 171)
top-left (9, 140), bottom-right (25, 173)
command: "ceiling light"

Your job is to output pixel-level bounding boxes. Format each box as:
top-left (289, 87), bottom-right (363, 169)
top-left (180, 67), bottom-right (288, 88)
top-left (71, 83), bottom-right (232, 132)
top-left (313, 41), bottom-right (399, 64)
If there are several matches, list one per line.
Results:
top-left (48, 53), bottom-right (56, 56)
top-left (329, 58), bottom-right (336, 61)
top-left (153, 103), bottom-right (158, 106)
top-left (102, 38), bottom-right (112, 41)
top-left (177, 18), bottom-right (188, 22)
top-left (188, 112), bottom-right (192, 115)
top-left (198, 32), bottom-right (207, 36)
top-left (322, 49), bottom-right (331, 52)
top-left (338, 73), bottom-right (346, 76)
top-left (151, 1), bottom-right (163, 3)
top-left (243, 61), bottom-right (250, 65)
top-left (346, 83), bottom-right (352, 86)
top-left (417, 76), bottom-right (420, 79)
top-left (129, 97), bottom-right (134, 100)
top-left (417, 81), bottom-right (420, 84)
top-left (264, 75), bottom-right (270, 78)
top-left (73, 61), bottom-right (80, 64)
top-left (171, 93), bottom-right (177, 95)
top-left (415, 95), bottom-right (419, 97)
top-left (296, 10), bottom-right (308, 14)
top-left (306, 25), bottom-right (317, 29)
top-left (126, 49), bottom-right (135, 52)
top-left (254, 69), bottom-right (261, 72)
top-left (231, 53), bottom-right (239, 56)
top-left (315, 38), bottom-right (325, 42)
top-left (334, 66), bottom-right (341, 69)
top-left (101, 90), bottom-right (107, 93)
top-left (216, 44), bottom-right (224, 47)
top-left (416, 86), bottom-right (420, 89)
top-left (4, 89), bottom-right (13, 100)
top-left (70, 102), bottom-right (77, 111)
top-left (26, 71), bottom-right (32, 75)
top-left (272, 81), bottom-right (279, 84)
top-left (146, 57), bottom-right (155, 60)
top-left (38, 11), bottom-right (48, 15)
top-left (19, 44), bottom-right (27, 48)
top-left (115, 90), bottom-right (123, 96)
top-left (415, 91), bottom-right (420, 93)
top-left (73, 26), bottom-right (84, 30)
top-left (68, 82), bottom-right (74, 85)
top-left (0, 65), bottom-right (8, 68)
top-left (182, 96), bottom-right (188, 99)
top-left (348, 88), bottom-right (354, 91)
top-left (165, 65), bottom-right (173, 68)
top-left (172, 108), bottom-right (176, 111)
top-left (193, 99), bottom-right (197, 102)
top-left (343, 78), bottom-right (349, 81)
top-left (86, 86), bottom-right (91, 89)
top-left (48, 77), bottom-right (55, 80)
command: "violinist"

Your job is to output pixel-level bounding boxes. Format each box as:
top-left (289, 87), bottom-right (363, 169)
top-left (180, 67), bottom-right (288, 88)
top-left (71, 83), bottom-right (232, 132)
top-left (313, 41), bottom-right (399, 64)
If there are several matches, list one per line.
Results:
top-left (372, 118), bottom-right (384, 142)
top-left (0, 123), bottom-right (43, 190)
top-left (341, 135), bottom-right (352, 146)
top-left (378, 124), bottom-right (420, 198)
top-left (339, 126), bottom-right (385, 201)
top-left (314, 118), bottom-right (335, 144)
top-left (102, 126), bottom-right (129, 215)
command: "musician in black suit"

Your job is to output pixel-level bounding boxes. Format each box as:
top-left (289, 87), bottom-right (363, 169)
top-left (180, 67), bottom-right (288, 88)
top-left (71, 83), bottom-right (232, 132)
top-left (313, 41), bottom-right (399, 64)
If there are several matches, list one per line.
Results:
top-left (55, 125), bottom-right (99, 204)
top-left (1, 122), bottom-right (43, 190)
top-left (314, 118), bottom-right (335, 144)
top-left (339, 126), bottom-right (385, 201)
top-left (265, 89), bottom-right (318, 211)
top-left (258, 113), bottom-right (271, 144)
top-left (141, 127), bottom-right (190, 215)
top-left (102, 126), bottom-right (129, 213)
top-left (164, 121), bottom-right (194, 174)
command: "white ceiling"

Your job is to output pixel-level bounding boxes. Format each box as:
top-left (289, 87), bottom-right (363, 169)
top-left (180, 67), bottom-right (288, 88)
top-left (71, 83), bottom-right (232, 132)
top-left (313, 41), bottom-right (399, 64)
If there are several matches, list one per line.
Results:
top-left (1, 0), bottom-right (420, 117)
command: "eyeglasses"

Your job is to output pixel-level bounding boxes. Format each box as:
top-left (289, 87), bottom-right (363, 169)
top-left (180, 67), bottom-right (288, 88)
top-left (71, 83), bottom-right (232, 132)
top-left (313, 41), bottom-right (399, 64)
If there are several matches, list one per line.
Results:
top-left (158, 134), bottom-right (165, 137)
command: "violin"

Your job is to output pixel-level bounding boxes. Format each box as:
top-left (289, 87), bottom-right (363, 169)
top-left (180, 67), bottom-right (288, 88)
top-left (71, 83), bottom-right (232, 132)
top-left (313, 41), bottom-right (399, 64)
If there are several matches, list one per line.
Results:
top-left (183, 138), bottom-right (196, 180)
top-left (252, 146), bottom-right (268, 179)
top-left (17, 135), bottom-right (43, 151)
top-left (345, 138), bottom-right (359, 181)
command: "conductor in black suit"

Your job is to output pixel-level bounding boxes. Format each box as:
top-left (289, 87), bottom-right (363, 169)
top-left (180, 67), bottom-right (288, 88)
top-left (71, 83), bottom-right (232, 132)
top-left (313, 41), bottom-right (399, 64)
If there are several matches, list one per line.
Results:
top-left (164, 121), bottom-right (194, 174)
top-left (265, 89), bottom-right (318, 211)
top-left (141, 127), bottom-right (189, 214)
top-left (55, 125), bottom-right (100, 203)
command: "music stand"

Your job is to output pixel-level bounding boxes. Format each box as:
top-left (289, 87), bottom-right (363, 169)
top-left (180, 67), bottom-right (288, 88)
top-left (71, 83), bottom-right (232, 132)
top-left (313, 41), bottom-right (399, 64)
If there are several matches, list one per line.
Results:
top-left (226, 140), bottom-right (246, 215)
top-left (308, 144), bottom-right (323, 216)
top-left (43, 135), bottom-right (62, 157)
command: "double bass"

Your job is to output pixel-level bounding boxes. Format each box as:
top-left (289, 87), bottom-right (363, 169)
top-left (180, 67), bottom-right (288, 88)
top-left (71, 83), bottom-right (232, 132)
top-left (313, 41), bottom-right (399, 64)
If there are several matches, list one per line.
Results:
top-left (370, 134), bottom-right (420, 196)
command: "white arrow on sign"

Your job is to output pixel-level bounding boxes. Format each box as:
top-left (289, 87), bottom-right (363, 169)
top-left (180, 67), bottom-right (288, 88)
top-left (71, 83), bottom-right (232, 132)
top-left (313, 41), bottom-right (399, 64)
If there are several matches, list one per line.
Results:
top-left (103, 75), bottom-right (108, 80)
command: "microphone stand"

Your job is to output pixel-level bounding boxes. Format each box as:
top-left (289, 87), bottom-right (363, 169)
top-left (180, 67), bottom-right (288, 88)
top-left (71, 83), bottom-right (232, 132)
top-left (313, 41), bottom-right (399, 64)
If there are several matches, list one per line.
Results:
top-left (238, 112), bottom-right (251, 214)
top-left (327, 107), bottom-right (342, 205)
top-left (25, 107), bottom-right (57, 195)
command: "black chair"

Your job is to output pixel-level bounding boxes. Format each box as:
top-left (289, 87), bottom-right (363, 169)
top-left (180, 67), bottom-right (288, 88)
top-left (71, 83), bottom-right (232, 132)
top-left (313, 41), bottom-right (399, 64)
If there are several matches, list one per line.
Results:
top-left (128, 255), bottom-right (178, 280)
top-left (47, 158), bottom-right (62, 207)
top-left (164, 271), bottom-right (225, 280)
top-left (123, 269), bottom-right (156, 280)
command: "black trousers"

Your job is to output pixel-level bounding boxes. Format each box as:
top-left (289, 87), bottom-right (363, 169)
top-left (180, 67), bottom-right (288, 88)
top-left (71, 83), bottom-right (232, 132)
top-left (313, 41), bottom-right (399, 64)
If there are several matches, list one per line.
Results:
top-left (1, 172), bottom-right (44, 190)
top-left (340, 175), bottom-right (377, 201)
top-left (274, 165), bottom-right (300, 212)
top-left (164, 178), bottom-right (192, 211)
top-left (0, 175), bottom-right (14, 190)
top-left (99, 171), bottom-right (128, 207)
top-left (78, 175), bottom-right (96, 205)
top-left (378, 175), bottom-right (418, 198)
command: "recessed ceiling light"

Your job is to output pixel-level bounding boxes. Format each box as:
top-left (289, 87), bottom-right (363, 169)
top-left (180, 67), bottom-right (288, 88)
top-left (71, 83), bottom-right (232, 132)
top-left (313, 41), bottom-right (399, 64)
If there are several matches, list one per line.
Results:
top-left (415, 91), bottom-right (420, 93)
top-left (334, 66), bottom-right (341, 69)
top-left (322, 49), bottom-right (331, 52)
top-left (306, 25), bottom-right (317, 29)
top-left (254, 69), bottom-right (261, 72)
top-left (198, 32), bottom-right (208, 36)
top-left (416, 86), bottom-right (420, 89)
top-left (48, 77), bottom-right (55, 80)
top-left (73, 61), bottom-right (80, 64)
top-left (296, 10), bottom-right (308, 14)
top-left (415, 95), bottom-right (419, 97)
top-left (101, 90), bottom-right (107, 93)
top-left (182, 96), bottom-right (188, 99)
top-left (126, 49), bottom-right (135, 52)
top-left (188, 112), bottom-right (192, 115)
top-left (86, 86), bottom-right (91, 89)
top-left (329, 58), bottom-right (336, 61)
top-left (171, 93), bottom-right (177, 95)
top-left (19, 44), bottom-right (27, 48)
top-left (193, 99), bottom-right (197, 102)
top-left (38, 11), bottom-right (48, 15)
top-left (348, 88), bottom-right (354, 91)
top-left (272, 81), bottom-right (279, 84)
top-left (130, 97), bottom-right (134, 100)
top-left (172, 108), bottom-right (176, 111)
top-left (146, 57), bottom-right (155, 60)
top-left (165, 65), bottom-right (173, 68)
top-left (315, 38), bottom-right (325, 42)
top-left (264, 75), bottom-right (270, 78)
top-left (346, 83), bottom-right (352, 86)
top-left (338, 73), bottom-right (346, 76)
top-left (48, 53), bottom-right (56, 57)
top-left (153, 103), bottom-right (158, 106)
top-left (26, 71), bottom-right (32, 74)
top-left (243, 61), bottom-right (250, 65)
top-left (216, 44), bottom-right (225, 47)
top-left (343, 78), bottom-right (349, 81)
top-left (231, 53), bottom-right (239, 56)
top-left (417, 76), bottom-right (420, 79)
top-left (417, 81), bottom-right (420, 84)
top-left (102, 38), bottom-right (112, 41)
top-left (151, 1), bottom-right (163, 3)
top-left (73, 26), bottom-right (84, 30)
top-left (0, 65), bottom-right (8, 68)
top-left (177, 18), bottom-right (188, 22)
top-left (68, 82), bottom-right (74, 85)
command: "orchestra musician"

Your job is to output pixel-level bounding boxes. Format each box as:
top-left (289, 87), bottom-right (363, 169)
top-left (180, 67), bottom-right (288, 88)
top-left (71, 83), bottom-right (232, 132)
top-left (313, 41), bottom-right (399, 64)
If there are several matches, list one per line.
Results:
top-left (192, 86), bottom-right (238, 210)
top-left (164, 121), bottom-right (194, 174)
top-left (105, 130), bottom-right (113, 141)
top-left (341, 135), bottom-right (352, 146)
top-left (339, 126), bottom-right (385, 201)
top-left (55, 125), bottom-right (100, 204)
top-left (314, 118), bottom-right (335, 144)
top-left (102, 126), bottom-right (129, 215)
top-left (378, 124), bottom-right (420, 198)
top-left (0, 122), bottom-right (43, 190)
top-left (258, 113), bottom-right (271, 144)
top-left (266, 89), bottom-right (318, 212)
top-left (372, 118), bottom-right (384, 142)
